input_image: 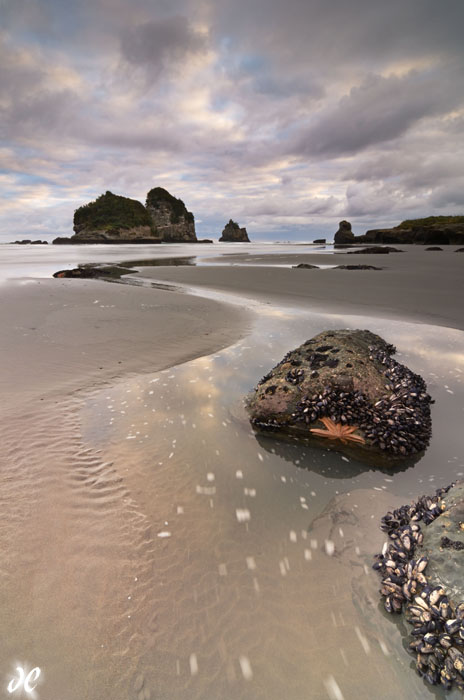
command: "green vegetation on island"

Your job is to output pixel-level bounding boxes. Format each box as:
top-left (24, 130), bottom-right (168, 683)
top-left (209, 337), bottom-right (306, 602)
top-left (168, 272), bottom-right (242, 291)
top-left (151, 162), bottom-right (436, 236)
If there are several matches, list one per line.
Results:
top-left (397, 215), bottom-right (464, 229)
top-left (74, 191), bottom-right (154, 232)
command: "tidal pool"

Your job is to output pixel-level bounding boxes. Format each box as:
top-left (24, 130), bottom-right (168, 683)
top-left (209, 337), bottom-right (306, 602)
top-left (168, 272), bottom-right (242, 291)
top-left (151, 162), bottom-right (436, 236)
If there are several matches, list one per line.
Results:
top-left (76, 305), bottom-right (464, 700)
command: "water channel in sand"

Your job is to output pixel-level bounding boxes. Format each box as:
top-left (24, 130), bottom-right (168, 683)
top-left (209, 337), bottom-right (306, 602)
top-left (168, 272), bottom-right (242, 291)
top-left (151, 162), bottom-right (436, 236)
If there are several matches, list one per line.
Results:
top-left (1, 283), bottom-right (464, 699)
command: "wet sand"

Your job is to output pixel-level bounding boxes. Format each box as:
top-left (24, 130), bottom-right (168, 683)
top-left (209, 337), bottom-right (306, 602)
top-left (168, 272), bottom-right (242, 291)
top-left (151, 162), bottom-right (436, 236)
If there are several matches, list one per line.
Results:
top-left (0, 247), bottom-right (463, 699)
top-left (135, 245), bottom-right (464, 330)
top-left (0, 278), bottom-right (251, 407)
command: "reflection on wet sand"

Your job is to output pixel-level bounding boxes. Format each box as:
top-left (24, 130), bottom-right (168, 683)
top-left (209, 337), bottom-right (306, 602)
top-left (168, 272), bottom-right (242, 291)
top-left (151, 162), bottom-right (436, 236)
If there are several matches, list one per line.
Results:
top-left (76, 309), bottom-right (463, 699)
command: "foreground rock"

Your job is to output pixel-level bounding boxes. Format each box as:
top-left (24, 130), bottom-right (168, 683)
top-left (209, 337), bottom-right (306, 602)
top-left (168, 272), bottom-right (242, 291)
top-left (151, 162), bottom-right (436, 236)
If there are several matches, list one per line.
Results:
top-left (426, 246), bottom-right (443, 251)
top-left (374, 482), bottom-right (464, 691)
top-left (293, 263), bottom-right (319, 269)
top-left (246, 329), bottom-right (432, 467)
top-left (145, 187), bottom-right (196, 242)
top-left (219, 219), bottom-right (250, 242)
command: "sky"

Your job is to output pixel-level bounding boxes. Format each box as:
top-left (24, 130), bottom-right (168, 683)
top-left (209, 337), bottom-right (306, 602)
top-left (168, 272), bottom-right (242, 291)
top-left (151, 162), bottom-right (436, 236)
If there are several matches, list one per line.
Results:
top-left (1, 0), bottom-right (464, 242)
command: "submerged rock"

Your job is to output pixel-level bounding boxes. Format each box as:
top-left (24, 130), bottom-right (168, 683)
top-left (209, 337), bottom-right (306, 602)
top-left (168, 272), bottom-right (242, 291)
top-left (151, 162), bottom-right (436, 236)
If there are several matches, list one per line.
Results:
top-left (373, 482), bottom-right (464, 692)
top-left (346, 246), bottom-right (403, 254)
top-left (293, 263), bottom-right (319, 269)
top-left (246, 329), bottom-right (433, 466)
top-left (219, 219), bottom-right (250, 242)
top-left (335, 264), bottom-right (382, 270)
top-left (425, 246), bottom-right (443, 251)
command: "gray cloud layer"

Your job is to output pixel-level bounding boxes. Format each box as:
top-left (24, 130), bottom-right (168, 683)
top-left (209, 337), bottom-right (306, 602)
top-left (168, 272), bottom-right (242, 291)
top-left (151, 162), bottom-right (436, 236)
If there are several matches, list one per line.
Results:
top-left (0, 0), bottom-right (463, 240)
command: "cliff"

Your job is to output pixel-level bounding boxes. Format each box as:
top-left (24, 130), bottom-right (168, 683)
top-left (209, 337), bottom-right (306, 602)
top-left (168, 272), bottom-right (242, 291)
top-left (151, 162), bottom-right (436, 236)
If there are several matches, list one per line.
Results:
top-left (334, 216), bottom-right (464, 246)
top-left (219, 219), bottom-right (250, 242)
top-left (145, 187), bottom-right (196, 242)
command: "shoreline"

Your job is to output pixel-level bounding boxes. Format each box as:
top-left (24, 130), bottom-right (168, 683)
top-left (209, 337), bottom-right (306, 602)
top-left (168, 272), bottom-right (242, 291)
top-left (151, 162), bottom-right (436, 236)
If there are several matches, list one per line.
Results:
top-left (0, 277), bottom-right (252, 411)
top-left (121, 245), bottom-right (463, 331)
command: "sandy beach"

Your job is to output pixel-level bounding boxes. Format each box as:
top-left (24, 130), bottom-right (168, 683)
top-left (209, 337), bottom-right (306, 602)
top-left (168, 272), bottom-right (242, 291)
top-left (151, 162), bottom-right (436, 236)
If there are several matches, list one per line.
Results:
top-left (0, 243), bottom-right (463, 700)
top-left (130, 245), bottom-right (464, 330)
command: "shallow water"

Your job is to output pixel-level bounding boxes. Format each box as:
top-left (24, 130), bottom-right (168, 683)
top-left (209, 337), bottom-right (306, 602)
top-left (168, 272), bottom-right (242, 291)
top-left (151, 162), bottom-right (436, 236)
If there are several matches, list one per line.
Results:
top-left (1, 261), bottom-right (463, 698)
top-left (0, 242), bottom-right (336, 282)
top-left (74, 307), bottom-right (463, 699)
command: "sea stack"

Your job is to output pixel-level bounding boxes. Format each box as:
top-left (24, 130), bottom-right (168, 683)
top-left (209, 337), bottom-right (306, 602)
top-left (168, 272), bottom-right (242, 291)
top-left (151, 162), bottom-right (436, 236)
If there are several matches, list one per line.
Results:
top-left (334, 221), bottom-right (355, 244)
top-left (145, 187), bottom-right (196, 242)
top-left (219, 219), bottom-right (250, 242)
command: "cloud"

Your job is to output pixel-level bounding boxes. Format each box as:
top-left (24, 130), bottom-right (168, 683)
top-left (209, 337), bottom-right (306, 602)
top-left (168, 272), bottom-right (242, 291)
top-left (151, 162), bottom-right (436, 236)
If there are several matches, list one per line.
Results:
top-left (120, 15), bottom-right (207, 76)
top-left (292, 66), bottom-right (464, 157)
top-left (0, 0), bottom-right (464, 241)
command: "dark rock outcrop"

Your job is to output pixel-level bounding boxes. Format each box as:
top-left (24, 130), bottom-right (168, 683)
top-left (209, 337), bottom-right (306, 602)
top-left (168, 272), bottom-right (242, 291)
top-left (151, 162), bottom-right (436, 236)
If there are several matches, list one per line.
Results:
top-left (335, 265), bottom-right (382, 270)
top-left (334, 220), bottom-right (355, 244)
top-left (346, 246), bottom-right (403, 254)
top-left (12, 239), bottom-right (48, 245)
top-left (145, 187), bottom-right (196, 242)
top-left (246, 329), bottom-right (432, 467)
top-left (456, 248), bottom-right (464, 252)
top-left (293, 263), bottom-right (319, 269)
top-left (425, 246), bottom-right (443, 251)
top-left (336, 216), bottom-right (464, 246)
top-left (219, 220), bottom-right (250, 242)
top-left (53, 264), bottom-right (132, 279)
top-left (313, 238), bottom-right (326, 244)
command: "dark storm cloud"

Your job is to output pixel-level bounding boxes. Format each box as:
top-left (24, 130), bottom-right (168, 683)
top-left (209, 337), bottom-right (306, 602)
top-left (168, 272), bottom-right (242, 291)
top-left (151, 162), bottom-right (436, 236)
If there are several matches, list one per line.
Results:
top-left (210, 0), bottom-right (464, 72)
top-left (120, 15), bottom-right (207, 73)
top-left (292, 66), bottom-right (464, 157)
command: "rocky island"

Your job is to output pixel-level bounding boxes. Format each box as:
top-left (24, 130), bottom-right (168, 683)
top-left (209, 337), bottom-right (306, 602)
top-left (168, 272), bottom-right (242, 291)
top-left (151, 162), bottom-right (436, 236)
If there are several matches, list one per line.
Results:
top-left (246, 329), bottom-right (433, 467)
top-left (334, 216), bottom-right (464, 245)
top-left (53, 188), bottom-right (197, 244)
top-left (219, 219), bottom-right (250, 242)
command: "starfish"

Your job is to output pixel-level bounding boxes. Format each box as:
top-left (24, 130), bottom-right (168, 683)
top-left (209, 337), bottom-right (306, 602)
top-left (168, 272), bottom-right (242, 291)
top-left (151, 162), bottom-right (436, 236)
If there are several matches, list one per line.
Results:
top-left (310, 417), bottom-right (365, 445)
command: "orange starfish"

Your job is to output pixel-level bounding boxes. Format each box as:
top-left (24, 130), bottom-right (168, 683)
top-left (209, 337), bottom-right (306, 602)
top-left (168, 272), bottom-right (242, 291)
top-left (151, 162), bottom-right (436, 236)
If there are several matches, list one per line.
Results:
top-left (310, 417), bottom-right (365, 445)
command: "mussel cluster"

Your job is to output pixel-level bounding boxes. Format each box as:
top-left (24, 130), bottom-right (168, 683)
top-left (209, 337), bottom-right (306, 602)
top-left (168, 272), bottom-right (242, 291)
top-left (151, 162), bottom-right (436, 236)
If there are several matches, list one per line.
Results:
top-left (291, 342), bottom-right (432, 456)
top-left (373, 483), bottom-right (464, 690)
top-left (286, 368), bottom-right (305, 385)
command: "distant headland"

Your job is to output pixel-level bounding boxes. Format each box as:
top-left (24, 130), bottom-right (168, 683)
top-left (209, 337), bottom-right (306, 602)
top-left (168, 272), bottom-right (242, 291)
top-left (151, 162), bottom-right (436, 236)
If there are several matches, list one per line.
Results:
top-left (334, 216), bottom-right (464, 245)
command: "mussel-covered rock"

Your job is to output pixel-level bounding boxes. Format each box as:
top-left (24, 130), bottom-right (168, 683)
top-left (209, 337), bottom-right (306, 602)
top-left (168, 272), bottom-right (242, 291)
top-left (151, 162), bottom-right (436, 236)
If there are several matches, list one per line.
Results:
top-left (246, 329), bottom-right (433, 467)
top-left (373, 482), bottom-right (464, 691)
